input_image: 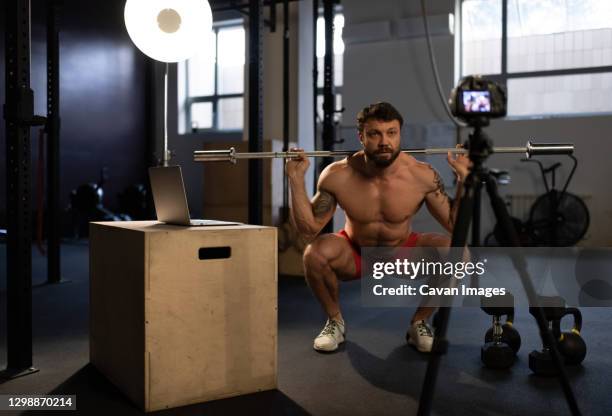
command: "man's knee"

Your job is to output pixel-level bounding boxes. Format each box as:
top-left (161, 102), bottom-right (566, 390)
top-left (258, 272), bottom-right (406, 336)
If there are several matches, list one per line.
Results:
top-left (440, 235), bottom-right (451, 247)
top-left (303, 234), bottom-right (344, 273)
top-left (304, 236), bottom-right (331, 271)
top-left (303, 243), bottom-right (326, 272)
top-left (418, 233), bottom-right (451, 248)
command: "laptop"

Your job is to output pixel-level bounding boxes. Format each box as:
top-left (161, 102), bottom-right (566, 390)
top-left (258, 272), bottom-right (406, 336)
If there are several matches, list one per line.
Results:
top-left (149, 166), bottom-right (240, 226)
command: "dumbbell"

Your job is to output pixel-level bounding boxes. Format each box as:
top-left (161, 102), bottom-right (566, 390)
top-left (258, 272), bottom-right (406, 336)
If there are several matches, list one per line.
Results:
top-left (484, 309), bottom-right (521, 354)
top-left (553, 307), bottom-right (587, 365)
top-left (480, 293), bottom-right (519, 369)
top-left (528, 296), bottom-right (587, 376)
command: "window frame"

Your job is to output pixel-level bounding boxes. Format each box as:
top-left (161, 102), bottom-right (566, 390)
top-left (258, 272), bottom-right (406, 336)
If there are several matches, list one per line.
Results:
top-left (184, 19), bottom-right (245, 133)
top-left (457, 0), bottom-right (612, 118)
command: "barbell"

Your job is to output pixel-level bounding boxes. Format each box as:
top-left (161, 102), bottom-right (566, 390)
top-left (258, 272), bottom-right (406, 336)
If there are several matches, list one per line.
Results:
top-left (193, 141), bottom-right (574, 164)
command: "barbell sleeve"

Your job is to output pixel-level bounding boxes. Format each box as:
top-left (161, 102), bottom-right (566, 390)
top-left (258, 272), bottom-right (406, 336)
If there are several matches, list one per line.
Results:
top-left (193, 141), bottom-right (574, 163)
top-left (525, 141), bottom-right (575, 158)
top-left (193, 148), bottom-right (236, 162)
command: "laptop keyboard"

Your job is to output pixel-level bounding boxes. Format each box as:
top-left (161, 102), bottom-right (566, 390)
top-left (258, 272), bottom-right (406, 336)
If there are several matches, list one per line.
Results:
top-left (189, 219), bottom-right (240, 226)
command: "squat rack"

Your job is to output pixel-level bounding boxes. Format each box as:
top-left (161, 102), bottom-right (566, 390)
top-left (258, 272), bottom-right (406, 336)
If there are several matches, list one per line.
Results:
top-left (2, 0), bottom-right (63, 381)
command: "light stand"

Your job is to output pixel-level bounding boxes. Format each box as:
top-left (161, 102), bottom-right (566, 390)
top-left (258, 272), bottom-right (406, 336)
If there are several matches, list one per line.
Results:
top-left (123, 0), bottom-right (213, 166)
top-left (163, 62), bottom-right (170, 166)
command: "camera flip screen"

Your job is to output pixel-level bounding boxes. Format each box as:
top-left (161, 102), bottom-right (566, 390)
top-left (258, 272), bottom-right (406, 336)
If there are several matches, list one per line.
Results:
top-left (462, 91), bottom-right (491, 113)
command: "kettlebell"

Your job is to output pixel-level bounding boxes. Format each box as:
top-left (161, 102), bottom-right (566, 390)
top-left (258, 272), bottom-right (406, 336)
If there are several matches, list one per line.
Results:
top-left (553, 308), bottom-right (586, 365)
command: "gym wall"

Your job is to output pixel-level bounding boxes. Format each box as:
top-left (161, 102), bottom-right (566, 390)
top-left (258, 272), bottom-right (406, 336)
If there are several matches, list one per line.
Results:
top-left (0, 0), bottom-right (150, 232)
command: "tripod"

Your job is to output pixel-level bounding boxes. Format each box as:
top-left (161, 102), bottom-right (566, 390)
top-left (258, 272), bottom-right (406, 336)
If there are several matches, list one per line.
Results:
top-left (416, 122), bottom-right (582, 416)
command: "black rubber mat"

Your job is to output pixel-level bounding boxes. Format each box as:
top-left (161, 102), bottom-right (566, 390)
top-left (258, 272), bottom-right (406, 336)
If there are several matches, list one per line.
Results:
top-left (0, 243), bottom-right (611, 415)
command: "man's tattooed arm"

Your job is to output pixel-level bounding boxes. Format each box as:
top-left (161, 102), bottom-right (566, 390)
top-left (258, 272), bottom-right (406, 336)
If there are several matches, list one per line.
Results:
top-left (290, 188), bottom-right (337, 243)
top-left (425, 166), bottom-right (461, 232)
top-left (313, 190), bottom-right (336, 219)
top-left (432, 168), bottom-right (457, 229)
top-left (288, 163), bottom-right (338, 241)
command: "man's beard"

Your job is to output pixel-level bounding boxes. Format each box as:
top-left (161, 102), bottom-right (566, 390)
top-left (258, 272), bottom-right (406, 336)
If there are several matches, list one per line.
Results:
top-left (365, 147), bottom-right (401, 167)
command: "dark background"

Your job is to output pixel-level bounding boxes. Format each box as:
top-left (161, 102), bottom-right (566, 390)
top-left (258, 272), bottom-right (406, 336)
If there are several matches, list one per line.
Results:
top-left (0, 0), bottom-right (152, 231)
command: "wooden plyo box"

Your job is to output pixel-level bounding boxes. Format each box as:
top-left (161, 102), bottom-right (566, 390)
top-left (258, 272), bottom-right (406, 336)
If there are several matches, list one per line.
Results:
top-left (89, 221), bottom-right (277, 412)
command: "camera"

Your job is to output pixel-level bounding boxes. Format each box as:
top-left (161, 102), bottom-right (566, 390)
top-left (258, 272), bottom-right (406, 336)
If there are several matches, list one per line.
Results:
top-left (449, 75), bottom-right (507, 124)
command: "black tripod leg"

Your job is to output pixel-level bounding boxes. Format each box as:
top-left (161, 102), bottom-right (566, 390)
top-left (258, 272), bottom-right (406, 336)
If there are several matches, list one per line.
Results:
top-left (417, 173), bottom-right (477, 416)
top-left (484, 175), bottom-right (582, 416)
top-left (470, 181), bottom-right (482, 292)
top-left (471, 181), bottom-right (481, 246)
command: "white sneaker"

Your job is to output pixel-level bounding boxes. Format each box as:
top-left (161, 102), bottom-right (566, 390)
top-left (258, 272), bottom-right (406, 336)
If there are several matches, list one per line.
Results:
top-left (407, 320), bottom-right (434, 353)
top-left (313, 319), bottom-right (345, 352)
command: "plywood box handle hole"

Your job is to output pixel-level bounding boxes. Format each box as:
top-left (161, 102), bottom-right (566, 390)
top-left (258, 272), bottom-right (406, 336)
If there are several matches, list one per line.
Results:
top-left (198, 246), bottom-right (232, 260)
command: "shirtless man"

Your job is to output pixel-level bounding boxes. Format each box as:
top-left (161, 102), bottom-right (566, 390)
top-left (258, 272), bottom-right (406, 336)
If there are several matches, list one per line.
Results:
top-left (286, 102), bottom-right (471, 353)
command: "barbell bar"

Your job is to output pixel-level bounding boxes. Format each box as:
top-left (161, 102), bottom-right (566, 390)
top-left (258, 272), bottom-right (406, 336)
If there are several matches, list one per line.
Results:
top-left (193, 141), bottom-right (574, 164)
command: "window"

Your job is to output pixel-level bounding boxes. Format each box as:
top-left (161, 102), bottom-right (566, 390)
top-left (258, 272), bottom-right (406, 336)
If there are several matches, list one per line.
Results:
top-left (460, 0), bottom-right (612, 117)
top-left (316, 12), bottom-right (344, 122)
top-left (178, 21), bottom-right (245, 132)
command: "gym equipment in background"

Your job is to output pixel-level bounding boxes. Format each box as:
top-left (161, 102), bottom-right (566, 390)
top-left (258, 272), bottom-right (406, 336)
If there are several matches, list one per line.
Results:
top-left (554, 307), bottom-right (587, 366)
top-left (483, 169), bottom-right (534, 247)
top-left (523, 156), bottom-right (589, 246)
top-left (117, 184), bottom-right (149, 221)
top-left (480, 293), bottom-right (521, 369)
top-left (485, 216), bottom-right (534, 247)
top-left (68, 168), bottom-right (129, 238)
top-left (484, 156), bottom-right (589, 247)
top-left (482, 296), bottom-right (521, 355)
top-left (529, 296), bottom-right (587, 376)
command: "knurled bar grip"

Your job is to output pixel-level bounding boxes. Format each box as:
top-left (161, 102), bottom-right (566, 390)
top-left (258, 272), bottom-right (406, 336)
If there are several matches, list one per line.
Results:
top-left (193, 141), bottom-right (574, 164)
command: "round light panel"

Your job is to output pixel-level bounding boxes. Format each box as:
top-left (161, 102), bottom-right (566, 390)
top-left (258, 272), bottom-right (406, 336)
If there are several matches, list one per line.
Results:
top-left (124, 0), bottom-right (212, 63)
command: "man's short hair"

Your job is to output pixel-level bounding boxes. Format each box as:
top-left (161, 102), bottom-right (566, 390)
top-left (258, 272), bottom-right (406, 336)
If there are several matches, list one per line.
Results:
top-left (357, 102), bottom-right (404, 133)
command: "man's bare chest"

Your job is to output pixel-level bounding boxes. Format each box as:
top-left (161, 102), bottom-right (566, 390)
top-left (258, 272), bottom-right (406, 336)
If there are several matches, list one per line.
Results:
top-left (334, 176), bottom-right (428, 223)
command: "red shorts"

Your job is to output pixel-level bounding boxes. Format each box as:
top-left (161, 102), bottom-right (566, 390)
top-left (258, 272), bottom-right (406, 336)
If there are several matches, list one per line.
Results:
top-left (336, 229), bottom-right (420, 280)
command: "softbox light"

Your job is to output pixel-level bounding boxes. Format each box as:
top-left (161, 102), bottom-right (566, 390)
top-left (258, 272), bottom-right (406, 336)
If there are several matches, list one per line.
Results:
top-left (124, 0), bottom-right (212, 63)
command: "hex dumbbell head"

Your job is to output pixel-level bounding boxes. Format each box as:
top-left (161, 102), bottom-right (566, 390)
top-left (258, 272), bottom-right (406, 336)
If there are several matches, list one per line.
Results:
top-left (480, 293), bottom-right (515, 316)
top-left (481, 342), bottom-right (515, 369)
top-left (528, 350), bottom-right (558, 376)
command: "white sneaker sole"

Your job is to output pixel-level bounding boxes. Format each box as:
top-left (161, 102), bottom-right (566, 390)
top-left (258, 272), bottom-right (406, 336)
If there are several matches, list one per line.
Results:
top-left (407, 335), bottom-right (433, 353)
top-left (313, 334), bottom-right (345, 352)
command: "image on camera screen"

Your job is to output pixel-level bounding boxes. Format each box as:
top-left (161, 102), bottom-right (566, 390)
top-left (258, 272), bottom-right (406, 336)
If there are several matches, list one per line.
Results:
top-left (462, 91), bottom-right (491, 113)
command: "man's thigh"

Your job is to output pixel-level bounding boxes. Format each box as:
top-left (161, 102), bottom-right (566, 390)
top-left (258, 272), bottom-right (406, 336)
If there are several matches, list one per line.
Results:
top-left (304, 233), bottom-right (359, 281)
top-left (414, 232), bottom-right (452, 260)
top-left (415, 232), bottom-right (451, 248)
